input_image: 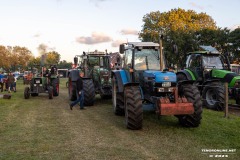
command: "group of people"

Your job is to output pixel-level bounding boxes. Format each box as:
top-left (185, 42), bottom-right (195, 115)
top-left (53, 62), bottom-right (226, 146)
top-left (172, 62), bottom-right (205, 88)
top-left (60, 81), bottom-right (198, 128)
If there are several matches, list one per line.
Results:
top-left (0, 72), bottom-right (17, 93)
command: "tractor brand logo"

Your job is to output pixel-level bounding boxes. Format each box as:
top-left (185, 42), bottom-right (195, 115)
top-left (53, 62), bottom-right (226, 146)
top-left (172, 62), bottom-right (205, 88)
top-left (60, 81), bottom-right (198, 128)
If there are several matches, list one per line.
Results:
top-left (163, 76), bottom-right (169, 80)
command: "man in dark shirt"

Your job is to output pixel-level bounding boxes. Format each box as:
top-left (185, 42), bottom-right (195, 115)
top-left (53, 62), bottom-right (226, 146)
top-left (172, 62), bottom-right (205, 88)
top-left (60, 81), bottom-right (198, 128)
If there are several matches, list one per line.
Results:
top-left (70, 77), bottom-right (84, 110)
top-left (7, 72), bottom-right (15, 93)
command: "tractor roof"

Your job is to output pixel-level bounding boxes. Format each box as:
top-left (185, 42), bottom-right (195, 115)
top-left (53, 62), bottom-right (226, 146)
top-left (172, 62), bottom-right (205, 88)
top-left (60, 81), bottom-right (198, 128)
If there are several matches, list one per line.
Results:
top-left (127, 42), bottom-right (159, 47)
top-left (187, 45), bottom-right (221, 55)
top-left (88, 51), bottom-right (106, 55)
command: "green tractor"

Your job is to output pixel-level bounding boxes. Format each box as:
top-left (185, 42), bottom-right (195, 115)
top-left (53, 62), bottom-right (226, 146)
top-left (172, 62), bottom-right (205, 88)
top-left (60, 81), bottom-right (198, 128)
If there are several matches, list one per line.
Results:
top-left (68, 51), bottom-right (121, 105)
top-left (24, 65), bottom-right (60, 99)
top-left (177, 45), bottom-right (240, 110)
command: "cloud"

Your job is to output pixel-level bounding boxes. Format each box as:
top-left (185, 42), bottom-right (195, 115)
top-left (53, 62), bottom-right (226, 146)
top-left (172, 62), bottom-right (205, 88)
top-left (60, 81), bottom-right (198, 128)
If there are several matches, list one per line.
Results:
top-left (111, 39), bottom-right (127, 47)
top-left (120, 29), bottom-right (139, 35)
top-left (76, 32), bottom-right (112, 45)
top-left (33, 34), bottom-right (41, 38)
top-left (89, 0), bottom-right (108, 7)
top-left (189, 2), bottom-right (204, 10)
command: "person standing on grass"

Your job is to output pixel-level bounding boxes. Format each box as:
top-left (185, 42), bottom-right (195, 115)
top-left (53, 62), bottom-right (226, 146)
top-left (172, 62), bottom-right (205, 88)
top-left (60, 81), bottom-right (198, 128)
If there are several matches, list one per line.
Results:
top-left (13, 74), bottom-right (17, 92)
top-left (69, 76), bottom-right (84, 110)
top-left (0, 72), bottom-right (4, 92)
top-left (7, 72), bottom-right (15, 93)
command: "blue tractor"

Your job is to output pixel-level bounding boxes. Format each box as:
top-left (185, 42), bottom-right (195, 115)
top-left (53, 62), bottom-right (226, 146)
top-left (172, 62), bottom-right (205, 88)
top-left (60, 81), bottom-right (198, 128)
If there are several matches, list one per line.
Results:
top-left (112, 42), bottom-right (202, 130)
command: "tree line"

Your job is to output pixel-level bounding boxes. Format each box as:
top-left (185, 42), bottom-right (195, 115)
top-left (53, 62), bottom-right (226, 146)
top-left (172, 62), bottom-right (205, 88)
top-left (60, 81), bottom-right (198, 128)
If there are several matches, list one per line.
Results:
top-left (1, 8), bottom-right (239, 71)
top-left (139, 8), bottom-right (240, 68)
top-left (0, 46), bottom-right (72, 72)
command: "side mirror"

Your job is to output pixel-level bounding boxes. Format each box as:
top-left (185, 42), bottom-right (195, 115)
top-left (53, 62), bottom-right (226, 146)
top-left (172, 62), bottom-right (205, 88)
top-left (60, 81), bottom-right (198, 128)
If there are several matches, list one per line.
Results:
top-left (119, 44), bottom-right (125, 54)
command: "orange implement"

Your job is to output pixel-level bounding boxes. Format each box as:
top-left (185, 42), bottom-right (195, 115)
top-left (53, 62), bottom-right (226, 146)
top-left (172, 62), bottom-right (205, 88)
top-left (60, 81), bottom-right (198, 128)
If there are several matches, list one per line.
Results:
top-left (156, 88), bottom-right (194, 115)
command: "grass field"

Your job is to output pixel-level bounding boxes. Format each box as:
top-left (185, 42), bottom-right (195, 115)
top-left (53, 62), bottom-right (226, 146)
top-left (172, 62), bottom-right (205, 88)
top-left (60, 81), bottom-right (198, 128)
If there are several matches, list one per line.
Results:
top-left (0, 79), bottom-right (239, 160)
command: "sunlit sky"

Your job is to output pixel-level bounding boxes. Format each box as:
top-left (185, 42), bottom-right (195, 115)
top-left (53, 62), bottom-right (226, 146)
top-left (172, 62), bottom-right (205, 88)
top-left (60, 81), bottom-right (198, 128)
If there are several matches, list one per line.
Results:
top-left (0, 0), bottom-right (239, 62)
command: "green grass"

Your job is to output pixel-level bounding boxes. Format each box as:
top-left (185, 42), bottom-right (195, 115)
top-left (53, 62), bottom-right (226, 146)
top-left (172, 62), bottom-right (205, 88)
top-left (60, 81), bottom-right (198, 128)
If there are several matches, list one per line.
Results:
top-left (0, 79), bottom-right (239, 160)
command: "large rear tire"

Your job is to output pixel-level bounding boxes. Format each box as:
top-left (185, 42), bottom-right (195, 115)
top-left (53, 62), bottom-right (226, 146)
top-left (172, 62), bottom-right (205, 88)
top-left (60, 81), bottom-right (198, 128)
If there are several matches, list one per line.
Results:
top-left (124, 86), bottom-right (143, 130)
top-left (112, 77), bottom-right (124, 116)
top-left (177, 84), bottom-right (202, 127)
top-left (24, 87), bottom-right (30, 99)
top-left (83, 79), bottom-right (95, 106)
top-left (202, 81), bottom-right (224, 111)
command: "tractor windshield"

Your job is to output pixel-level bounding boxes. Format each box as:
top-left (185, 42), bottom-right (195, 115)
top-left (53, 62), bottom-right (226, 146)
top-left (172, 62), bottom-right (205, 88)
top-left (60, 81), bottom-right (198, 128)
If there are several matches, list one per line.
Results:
top-left (88, 56), bottom-right (109, 69)
top-left (202, 55), bottom-right (224, 69)
top-left (134, 49), bottom-right (160, 70)
top-left (88, 56), bottom-right (102, 67)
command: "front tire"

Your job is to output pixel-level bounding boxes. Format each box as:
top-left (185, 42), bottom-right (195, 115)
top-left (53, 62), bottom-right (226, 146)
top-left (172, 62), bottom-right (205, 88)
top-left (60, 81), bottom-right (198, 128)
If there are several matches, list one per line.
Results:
top-left (177, 84), bottom-right (202, 127)
top-left (124, 86), bottom-right (143, 130)
top-left (202, 81), bottom-right (224, 111)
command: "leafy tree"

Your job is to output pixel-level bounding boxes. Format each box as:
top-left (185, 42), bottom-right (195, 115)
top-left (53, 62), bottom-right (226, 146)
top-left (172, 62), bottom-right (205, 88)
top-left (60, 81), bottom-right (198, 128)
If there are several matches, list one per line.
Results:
top-left (0, 45), bottom-right (11, 70)
top-left (229, 28), bottom-right (240, 59)
top-left (10, 46), bottom-right (33, 71)
top-left (195, 28), bottom-right (230, 52)
top-left (0, 45), bottom-right (33, 71)
top-left (139, 8), bottom-right (217, 68)
top-left (46, 51), bottom-right (61, 65)
top-left (58, 60), bottom-right (72, 69)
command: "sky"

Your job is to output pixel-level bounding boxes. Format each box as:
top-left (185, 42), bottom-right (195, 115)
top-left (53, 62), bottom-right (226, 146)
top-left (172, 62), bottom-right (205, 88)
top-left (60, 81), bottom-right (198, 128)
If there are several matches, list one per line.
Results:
top-left (0, 0), bottom-right (239, 63)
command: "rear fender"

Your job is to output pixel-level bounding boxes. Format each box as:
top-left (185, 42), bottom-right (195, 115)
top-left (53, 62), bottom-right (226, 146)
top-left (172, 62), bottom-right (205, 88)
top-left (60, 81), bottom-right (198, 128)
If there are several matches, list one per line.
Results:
top-left (177, 80), bottom-right (196, 86)
top-left (112, 70), bottom-right (130, 92)
top-left (177, 69), bottom-right (196, 80)
top-left (203, 79), bottom-right (221, 86)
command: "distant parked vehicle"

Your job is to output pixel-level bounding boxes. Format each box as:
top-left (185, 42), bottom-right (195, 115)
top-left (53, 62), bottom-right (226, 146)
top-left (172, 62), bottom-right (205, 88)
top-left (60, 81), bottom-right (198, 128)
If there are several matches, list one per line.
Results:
top-left (230, 64), bottom-right (240, 75)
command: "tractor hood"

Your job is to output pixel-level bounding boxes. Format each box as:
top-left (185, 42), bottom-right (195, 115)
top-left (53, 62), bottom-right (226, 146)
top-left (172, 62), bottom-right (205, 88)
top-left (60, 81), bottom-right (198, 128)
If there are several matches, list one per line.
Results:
top-left (96, 67), bottom-right (109, 73)
top-left (143, 70), bottom-right (176, 83)
top-left (212, 69), bottom-right (240, 87)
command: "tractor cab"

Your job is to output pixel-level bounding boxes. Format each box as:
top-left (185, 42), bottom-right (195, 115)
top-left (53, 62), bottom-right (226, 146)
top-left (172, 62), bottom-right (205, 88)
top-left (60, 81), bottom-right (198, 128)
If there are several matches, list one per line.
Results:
top-left (185, 45), bottom-right (230, 82)
top-left (119, 42), bottom-right (175, 99)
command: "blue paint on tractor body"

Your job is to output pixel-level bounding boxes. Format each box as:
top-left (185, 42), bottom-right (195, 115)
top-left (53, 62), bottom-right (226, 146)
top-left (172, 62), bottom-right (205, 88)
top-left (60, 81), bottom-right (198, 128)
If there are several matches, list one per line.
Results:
top-left (143, 70), bottom-right (177, 83)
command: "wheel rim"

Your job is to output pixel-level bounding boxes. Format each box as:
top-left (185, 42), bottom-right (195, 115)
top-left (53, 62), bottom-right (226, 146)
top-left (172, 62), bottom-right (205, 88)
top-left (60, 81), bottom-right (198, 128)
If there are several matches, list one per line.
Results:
top-left (205, 88), bottom-right (217, 106)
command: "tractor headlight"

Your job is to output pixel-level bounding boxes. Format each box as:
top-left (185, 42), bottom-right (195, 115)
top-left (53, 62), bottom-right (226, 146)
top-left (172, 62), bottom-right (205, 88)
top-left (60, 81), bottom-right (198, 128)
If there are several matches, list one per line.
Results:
top-left (162, 82), bottom-right (171, 87)
top-left (168, 88), bottom-right (174, 92)
top-left (157, 88), bottom-right (164, 92)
